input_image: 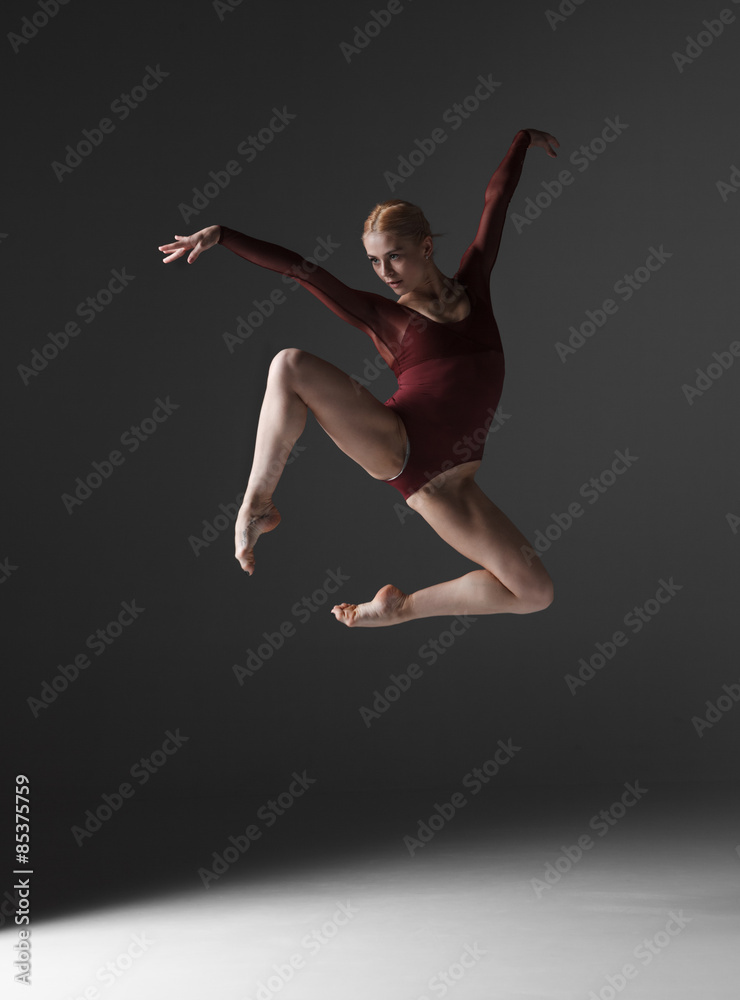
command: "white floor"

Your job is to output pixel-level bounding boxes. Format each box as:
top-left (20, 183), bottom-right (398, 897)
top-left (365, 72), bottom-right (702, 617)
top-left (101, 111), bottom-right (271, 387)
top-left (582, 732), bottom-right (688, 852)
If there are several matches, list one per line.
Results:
top-left (6, 786), bottom-right (740, 999)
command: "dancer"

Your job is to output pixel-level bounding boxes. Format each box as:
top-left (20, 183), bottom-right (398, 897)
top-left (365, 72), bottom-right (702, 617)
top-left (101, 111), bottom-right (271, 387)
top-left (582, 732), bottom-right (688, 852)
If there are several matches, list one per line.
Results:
top-left (159, 128), bottom-right (559, 627)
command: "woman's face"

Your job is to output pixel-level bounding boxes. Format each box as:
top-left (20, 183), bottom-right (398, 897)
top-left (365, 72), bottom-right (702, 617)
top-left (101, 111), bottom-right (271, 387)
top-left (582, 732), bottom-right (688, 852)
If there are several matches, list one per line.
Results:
top-left (363, 232), bottom-right (430, 295)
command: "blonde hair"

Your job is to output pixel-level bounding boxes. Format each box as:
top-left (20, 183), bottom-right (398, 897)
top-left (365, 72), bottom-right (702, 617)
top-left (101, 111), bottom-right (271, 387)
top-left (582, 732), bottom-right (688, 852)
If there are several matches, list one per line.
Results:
top-left (361, 199), bottom-right (444, 252)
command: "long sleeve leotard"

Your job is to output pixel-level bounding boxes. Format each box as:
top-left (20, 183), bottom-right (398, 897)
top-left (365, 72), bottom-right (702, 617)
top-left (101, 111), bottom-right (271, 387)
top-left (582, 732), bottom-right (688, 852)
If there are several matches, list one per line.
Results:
top-left (217, 129), bottom-right (531, 501)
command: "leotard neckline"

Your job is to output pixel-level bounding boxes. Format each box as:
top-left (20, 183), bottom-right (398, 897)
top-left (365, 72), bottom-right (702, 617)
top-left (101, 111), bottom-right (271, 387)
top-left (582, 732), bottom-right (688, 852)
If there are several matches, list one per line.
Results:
top-left (398, 280), bottom-right (473, 327)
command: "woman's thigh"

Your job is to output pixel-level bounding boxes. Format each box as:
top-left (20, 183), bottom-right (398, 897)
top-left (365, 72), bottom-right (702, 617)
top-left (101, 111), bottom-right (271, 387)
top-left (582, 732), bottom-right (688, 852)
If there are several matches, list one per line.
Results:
top-left (407, 467), bottom-right (553, 601)
top-left (272, 348), bottom-right (408, 480)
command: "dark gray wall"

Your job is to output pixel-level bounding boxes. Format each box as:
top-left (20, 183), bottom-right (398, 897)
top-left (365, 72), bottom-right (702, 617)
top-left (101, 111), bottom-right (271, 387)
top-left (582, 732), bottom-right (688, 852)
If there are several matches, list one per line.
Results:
top-left (5, 0), bottom-right (739, 811)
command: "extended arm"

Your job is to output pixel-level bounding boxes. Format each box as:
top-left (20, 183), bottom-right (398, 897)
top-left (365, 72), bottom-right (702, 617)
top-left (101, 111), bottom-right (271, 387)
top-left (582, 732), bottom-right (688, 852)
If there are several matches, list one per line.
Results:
top-left (159, 224), bottom-right (389, 344)
top-left (158, 224), bottom-right (406, 366)
top-left (457, 128), bottom-right (558, 282)
top-left (216, 225), bottom-right (382, 337)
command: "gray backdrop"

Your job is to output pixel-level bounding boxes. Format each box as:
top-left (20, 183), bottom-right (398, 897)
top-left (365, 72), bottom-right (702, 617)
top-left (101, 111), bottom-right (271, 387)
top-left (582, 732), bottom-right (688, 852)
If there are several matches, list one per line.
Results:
top-left (4, 0), bottom-right (739, 884)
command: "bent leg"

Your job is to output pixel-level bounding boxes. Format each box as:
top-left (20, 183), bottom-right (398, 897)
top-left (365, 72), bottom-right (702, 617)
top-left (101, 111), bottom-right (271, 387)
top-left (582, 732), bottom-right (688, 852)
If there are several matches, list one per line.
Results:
top-left (404, 467), bottom-right (554, 616)
top-left (245, 347), bottom-right (407, 498)
top-left (236, 348), bottom-right (407, 574)
top-left (331, 464), bottom-right (554, 625)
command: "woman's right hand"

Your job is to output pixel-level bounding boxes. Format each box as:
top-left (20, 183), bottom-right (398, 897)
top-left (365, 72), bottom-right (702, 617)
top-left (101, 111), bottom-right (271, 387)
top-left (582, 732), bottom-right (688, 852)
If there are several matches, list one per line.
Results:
top-left (158, 225), bottom-right (221, 263)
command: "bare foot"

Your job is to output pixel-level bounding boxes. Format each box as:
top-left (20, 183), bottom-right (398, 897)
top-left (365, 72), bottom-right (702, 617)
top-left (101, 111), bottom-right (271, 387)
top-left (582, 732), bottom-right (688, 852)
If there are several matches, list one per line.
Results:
top-left (331, 583), bottom-right (411, 628)
top-left (235, 499), bottom-right (281, 575)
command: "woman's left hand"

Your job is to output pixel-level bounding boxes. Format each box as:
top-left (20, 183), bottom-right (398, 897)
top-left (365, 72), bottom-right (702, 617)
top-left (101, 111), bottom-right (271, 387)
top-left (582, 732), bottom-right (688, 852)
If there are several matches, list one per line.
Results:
top-left (525, 130), bottom-right (560, 157)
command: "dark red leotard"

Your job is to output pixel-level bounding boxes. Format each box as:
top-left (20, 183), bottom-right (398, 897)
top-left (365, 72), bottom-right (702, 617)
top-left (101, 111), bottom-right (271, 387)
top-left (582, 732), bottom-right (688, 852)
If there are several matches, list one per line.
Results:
top-left (217, 129), bottom-right (531, 501)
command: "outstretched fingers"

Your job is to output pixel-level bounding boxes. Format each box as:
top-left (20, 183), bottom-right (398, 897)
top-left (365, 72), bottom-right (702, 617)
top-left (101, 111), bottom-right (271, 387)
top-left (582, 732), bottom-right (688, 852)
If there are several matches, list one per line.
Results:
top-left (157, 234), bottom-right (203, 264)
top-left (158, 236), bottom-right (188, 263)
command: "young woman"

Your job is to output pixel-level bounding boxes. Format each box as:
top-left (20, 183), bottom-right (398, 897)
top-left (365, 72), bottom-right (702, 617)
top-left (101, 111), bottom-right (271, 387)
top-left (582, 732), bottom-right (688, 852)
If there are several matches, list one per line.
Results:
top-left (159, 128), bottom-right (559, 628)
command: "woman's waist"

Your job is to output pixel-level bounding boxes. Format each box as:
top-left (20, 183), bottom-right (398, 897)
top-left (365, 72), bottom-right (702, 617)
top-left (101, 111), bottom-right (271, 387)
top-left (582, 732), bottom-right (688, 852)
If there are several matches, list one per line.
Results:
top-left (393, 348), bottom-right (504, 381)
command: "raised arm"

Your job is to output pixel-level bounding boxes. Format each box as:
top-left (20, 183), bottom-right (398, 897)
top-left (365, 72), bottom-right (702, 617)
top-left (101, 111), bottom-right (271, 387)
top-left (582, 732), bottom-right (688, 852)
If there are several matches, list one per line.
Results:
top-left (457, 128), bottom-right (558, 283)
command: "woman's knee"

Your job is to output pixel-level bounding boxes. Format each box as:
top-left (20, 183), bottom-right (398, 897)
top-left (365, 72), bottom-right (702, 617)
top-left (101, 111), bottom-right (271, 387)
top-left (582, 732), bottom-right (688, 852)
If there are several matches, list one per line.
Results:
top-left (516, 573), bottom-right (554, 613)
top-left (269, 347), bottom-right (308, 379)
